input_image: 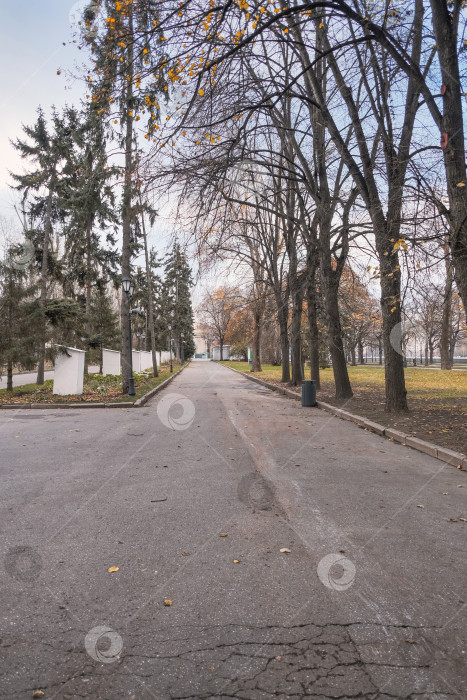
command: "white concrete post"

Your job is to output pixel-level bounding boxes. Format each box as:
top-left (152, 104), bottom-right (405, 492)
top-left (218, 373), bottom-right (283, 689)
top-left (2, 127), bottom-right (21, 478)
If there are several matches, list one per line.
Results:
top-left (159, 350), bottom-right (171, 364)
top-left (140, 351), bottom-right (152, 370)
top-left (102, 349), bottom-right (121, 376)
top-left (132, 350), bottom-right (142, 373)
top-left (53, 346), bottom-right (85, 396)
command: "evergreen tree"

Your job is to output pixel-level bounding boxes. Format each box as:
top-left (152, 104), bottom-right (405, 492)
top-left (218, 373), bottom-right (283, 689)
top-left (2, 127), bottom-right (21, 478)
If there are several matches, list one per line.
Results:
top-left (59, 103), bottom-right (119, 369)
top-left (150, 254), bottom-right (167, 353)
top-left (0, 254), bottom-right (42, 391)
top-left (88, 280), bottom-right (121, 372)
top-left (79, 0), bottom-right (167, 392)
top-left (137, 195), bottom-right (160, 375)
top-left (45, 297), bottom-right (86, 351)
top-left (10, 108), bottom-right (74, 384)
top-left (163, 242), bottom-right (195, 361)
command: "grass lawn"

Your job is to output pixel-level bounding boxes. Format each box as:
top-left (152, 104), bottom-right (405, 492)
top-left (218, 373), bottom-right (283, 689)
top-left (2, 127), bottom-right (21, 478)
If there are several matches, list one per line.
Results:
top-left (0, 364), bottom-right (181, 405)
top-left (222, 362), bottom-right (467, 455)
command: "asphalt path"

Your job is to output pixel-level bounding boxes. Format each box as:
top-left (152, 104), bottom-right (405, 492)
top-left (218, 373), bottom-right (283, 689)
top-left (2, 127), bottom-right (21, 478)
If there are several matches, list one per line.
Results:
top-left (0, 370), bottom-right (54, 390)
top-left (1, 360), bottom-right (465, 699)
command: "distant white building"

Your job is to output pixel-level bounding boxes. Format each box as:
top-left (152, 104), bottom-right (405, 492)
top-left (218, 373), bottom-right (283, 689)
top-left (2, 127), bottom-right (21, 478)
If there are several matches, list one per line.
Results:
top-left (212, 345), bottom-right (232, 361)
top-left (193, 325), bottom-right (208, 358)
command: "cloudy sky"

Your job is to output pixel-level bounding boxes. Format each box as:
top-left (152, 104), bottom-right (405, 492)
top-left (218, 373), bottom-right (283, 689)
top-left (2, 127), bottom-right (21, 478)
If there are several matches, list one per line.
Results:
top-left (0, 1), bottom-right (188, 274)
top-left (0, 1), bottom-right (89, 221)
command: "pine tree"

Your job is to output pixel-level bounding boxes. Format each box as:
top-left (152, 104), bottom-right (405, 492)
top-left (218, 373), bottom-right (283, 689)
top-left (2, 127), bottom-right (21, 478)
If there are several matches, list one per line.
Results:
top-left (163, 242), bottom-right (195, 362)
top-left (10, 108), bottom-right (74, 384)
top-left (88, 280), bottom-right (121, 372)
top-left (138, 198), bottom-right (160, 376)
top-left (45, 297), bottom-right (86, 351)
top-left (0, 255), bottom-right (42, 391)
top-left (59, 103), bottom-right (119, 370)
top-left (79, 0), bottom-right (167, 392)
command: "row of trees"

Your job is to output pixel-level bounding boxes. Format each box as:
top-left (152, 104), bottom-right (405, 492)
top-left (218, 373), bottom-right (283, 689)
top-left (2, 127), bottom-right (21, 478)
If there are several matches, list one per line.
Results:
top-left (0, 175), bottom-right (194, 390)
top-left (3, 0), bottom-right (466, 411)
top-left (107, 0), bottom-right (463, 412)
top-left (198, 264), bottom-right (465, 382)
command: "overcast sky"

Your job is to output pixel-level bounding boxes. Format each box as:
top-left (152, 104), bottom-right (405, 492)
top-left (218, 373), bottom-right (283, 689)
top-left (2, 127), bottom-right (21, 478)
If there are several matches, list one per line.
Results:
top-left (0, 1), bottom-right (89, 220)
top-left (0, 0), bottom-right (191, 286)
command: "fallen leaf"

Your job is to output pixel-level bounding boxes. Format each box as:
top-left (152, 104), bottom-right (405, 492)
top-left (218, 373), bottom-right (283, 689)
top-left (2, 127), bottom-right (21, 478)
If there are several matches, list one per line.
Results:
top-left (459, 517), bottom-right (467, 522)
top-left (417, 505), bottom-right (424, 509)
top-left (209, 665), bottom-right (215, 670)
top-left (164, 599), bottom-right (172, 606)
top-left (442, 492), bottom-right (448, 495)
top-left (181, 552), bottom-right (191, 556)
top-left (220, 533), bottom-right (228, 537)
top-left (233, 559), bottom-right (240, 563)
top-left (32, 692), bottom-right (44, 699)
top-left (405, 638), bottom-right (415, 644)
top-left (280, 548), bottom-right (291, 553)
top-left (108, 566), bottom-right (119, 573)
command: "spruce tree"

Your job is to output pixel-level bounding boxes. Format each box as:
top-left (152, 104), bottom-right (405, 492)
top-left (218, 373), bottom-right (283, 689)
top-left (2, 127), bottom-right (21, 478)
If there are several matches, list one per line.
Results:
top-left (10, 108), bottom-right (74, 384)
top-left (163, 242), bottom-right (195, 362)
top-left (88, 279), bottom-right (121, 372)
top-left (0, 254), bottom-right (42, 391)
top-left (59, 103), bottom-right (119, 370)
top-left (79, 0), bottom-right (167, 392)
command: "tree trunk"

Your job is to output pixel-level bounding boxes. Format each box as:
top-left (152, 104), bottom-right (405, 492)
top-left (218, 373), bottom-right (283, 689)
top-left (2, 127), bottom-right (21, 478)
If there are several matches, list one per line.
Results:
top-left (276, 294), bottom-right (290, 383)
top-left (140, 210), bottom-right (158, 376)
top-left (306, 276), bottom-right (320, 389)
top-left (424, 338), bottom-right (429, 366)
top-left (322, 275), bottom-right (352, 400)
top-left (350, 345), bottom-right (356, 366)
top-left (440, 246), bottom-right (453, 370)
top-left (84, 225), bottom-right (92, 376)
top-left (36, 190), bottom-right (53, 385)
top-left (357, 340), bottom-right (363, 364)
top-left (380, 270), bottom-right (408, 412)
top-left (430, 0), bottom-right (467, 323)
top-left (378, 339), bottom-right (383, 365)
top-left (120, 6), bottom-right (134, 394)
top-left (251, 304), bottom-right (263, 372)
top-left (219, 338), bottom-right (224, 361)
top-left (449, 338), bottom-right (455, 364)
top-left (290, 279), bottom-right (304, 386)
top-left (7, 360), bottom-right (13, 392)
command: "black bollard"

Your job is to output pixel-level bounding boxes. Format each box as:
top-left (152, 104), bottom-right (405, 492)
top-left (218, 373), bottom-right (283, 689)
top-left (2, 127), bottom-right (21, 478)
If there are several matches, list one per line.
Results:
top-left (302, 380), bottom-right (317, 407)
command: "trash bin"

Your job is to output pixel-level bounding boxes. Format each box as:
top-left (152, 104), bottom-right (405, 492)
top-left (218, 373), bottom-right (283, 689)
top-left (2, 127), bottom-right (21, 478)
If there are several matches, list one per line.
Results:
top-left (302, 380), bottom-right (317, 407)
